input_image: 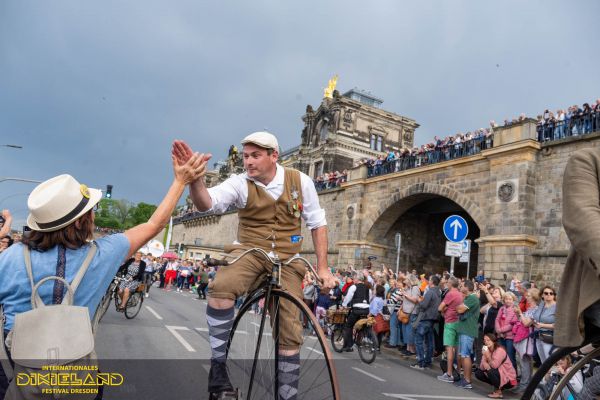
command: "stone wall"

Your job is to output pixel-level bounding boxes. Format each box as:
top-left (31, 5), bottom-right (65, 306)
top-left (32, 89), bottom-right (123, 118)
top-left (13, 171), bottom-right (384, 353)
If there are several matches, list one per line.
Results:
top-left (169, 125), bottom-right (600, 288)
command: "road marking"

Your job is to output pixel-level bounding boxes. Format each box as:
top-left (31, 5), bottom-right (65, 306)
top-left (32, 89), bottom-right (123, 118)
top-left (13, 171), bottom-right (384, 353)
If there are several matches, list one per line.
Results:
top-left (144, 306), bottom-right (163, 320)
top-left (165, 326), bottom-right (196, 352)
top-left (307, 347), bottom-right (323, 355)
top-left (195, 327), bottom-right (248, 335)
top-left (250, 322), bottom-right (272, 336)
top-left (351, 367), bottom-right (385, 382)
top-left (382, 395), bottom-right (486, 400)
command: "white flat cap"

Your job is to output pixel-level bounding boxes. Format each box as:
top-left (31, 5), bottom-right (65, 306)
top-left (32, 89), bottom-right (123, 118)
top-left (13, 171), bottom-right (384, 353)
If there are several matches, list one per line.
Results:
top-left (241, 131), bottom-right (279, 151)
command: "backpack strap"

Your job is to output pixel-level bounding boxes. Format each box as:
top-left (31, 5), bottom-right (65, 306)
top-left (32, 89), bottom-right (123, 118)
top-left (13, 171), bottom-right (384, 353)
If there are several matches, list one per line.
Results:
top-left (23, 242), bottom-right (97, 306)
top-left (69, 242), bottom-right (97, 294)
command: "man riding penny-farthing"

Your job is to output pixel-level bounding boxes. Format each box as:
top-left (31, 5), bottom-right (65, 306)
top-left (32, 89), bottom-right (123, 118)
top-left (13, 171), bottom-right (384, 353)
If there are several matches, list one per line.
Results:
top-left (172, 132), bottom-right (339, 400)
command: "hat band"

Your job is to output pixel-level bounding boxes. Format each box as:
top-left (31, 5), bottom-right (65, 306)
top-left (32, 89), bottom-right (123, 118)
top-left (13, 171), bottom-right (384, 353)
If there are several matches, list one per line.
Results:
top-left (36, 196), bottom-right (90, 230)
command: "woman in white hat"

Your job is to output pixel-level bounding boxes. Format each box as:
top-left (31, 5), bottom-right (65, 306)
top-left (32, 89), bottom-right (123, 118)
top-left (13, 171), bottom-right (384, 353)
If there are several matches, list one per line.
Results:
top-left (0, 150), bottom-right (208, 396)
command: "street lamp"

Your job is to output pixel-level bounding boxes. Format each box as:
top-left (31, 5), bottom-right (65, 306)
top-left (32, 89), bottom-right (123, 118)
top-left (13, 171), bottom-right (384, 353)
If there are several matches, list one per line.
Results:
top-left (1, 144), bottom-right (23, 149)
top-left (0, 178), bottom-right (42, 184)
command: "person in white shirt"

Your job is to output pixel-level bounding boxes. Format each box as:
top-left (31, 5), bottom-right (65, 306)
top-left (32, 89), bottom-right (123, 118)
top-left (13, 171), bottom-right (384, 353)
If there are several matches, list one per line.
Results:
top-left (172, 132), bottom-right (338, 399)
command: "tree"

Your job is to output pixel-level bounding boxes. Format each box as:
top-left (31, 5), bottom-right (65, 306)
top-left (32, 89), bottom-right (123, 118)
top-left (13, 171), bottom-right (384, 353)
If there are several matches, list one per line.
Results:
top-left (112, 199), bottom-right (133, 227)
top-left (129, 202), bottom-right (157, 226)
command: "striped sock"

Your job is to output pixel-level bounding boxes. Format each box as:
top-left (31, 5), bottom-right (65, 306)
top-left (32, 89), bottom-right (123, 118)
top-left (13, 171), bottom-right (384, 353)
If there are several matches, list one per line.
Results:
top-left (278, 353), bottom-right (300, 400)
top-left (206, 304), bottom-right (234, 362)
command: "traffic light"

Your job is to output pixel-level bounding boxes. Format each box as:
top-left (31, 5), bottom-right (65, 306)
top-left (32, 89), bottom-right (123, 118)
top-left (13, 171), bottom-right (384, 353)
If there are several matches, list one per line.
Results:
top-left (105, 185), bottom-right (113, 199)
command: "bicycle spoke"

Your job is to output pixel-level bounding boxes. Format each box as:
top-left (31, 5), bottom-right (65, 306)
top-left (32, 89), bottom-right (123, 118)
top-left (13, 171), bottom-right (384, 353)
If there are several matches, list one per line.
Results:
top-left (227, 288), bottom-right (337, 399)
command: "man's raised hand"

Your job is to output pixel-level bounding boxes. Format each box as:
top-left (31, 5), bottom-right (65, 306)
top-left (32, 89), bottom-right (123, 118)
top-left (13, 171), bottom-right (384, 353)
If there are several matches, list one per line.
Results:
top-left (172, 140), bottom-right (212, 166)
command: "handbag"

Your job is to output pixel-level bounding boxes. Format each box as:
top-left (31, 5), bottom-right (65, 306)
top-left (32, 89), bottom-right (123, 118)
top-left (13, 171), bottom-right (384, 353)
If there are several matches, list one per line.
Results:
top-left (397, 309), bottom-right (410, 324)
top-left (373, 314), bottom-right (390, 334)
top-left (538, 331), bottom-right (554, 344)
top-left (512, 321), bottom-right (531, 343)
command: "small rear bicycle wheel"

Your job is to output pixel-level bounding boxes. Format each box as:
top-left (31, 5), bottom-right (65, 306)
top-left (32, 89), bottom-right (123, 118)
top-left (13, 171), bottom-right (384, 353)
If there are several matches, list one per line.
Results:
top-left (125, 292), bottom-right (144, 319)
top-left (330, 324), bottom-right (345, 353)
top-left (227, 286), bottom-right (340, 399)
top-left (357, 327), bottom-right (378, 364)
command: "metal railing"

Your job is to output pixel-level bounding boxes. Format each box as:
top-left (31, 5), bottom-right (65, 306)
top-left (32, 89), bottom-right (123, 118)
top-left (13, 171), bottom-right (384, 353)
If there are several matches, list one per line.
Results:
top-left (366, 135), bottom-right (494, 178)
top-left (537, 112), bottom-right (600, 142)
top-left (314, 176), bottom-right (347, 192)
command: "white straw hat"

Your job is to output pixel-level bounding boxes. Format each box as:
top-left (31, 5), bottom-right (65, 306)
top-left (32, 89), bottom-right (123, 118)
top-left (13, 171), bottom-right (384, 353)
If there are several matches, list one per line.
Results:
top-left (27, 174), bottom-right (102, 232)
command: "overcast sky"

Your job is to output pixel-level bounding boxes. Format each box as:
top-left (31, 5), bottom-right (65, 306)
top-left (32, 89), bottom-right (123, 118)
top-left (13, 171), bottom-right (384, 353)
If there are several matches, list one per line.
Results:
top-left (1, 0), bottom-right (599, 229)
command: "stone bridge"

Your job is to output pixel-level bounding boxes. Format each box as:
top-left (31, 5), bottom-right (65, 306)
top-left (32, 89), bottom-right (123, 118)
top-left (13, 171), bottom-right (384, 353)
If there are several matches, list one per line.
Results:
top-left (170, 121), bottom-right (600, 286)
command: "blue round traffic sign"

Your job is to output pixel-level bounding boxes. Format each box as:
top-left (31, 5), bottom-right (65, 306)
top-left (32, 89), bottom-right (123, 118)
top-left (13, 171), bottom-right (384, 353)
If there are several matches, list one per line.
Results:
top-left (443, 215), bottom-right (468, 243)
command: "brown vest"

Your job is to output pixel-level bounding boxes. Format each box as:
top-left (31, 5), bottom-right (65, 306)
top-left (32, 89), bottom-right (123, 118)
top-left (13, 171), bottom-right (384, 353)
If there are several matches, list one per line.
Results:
top-left (237, 168), bottom-right (303, 258)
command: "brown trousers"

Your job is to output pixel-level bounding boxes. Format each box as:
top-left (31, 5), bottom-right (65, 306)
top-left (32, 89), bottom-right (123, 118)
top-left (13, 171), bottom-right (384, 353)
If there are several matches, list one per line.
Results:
top-left (208, 249), bottom-right (306, 350)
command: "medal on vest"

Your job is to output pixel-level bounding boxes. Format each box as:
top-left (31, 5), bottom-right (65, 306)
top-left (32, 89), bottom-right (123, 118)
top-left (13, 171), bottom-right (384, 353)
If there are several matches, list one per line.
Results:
top-left (289, 185), bottom-right (302, 218)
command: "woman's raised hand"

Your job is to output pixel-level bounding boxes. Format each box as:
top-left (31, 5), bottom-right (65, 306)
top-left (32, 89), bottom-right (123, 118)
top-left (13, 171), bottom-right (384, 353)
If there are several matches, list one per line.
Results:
top-left (172, 151), bottom-right (210, 185)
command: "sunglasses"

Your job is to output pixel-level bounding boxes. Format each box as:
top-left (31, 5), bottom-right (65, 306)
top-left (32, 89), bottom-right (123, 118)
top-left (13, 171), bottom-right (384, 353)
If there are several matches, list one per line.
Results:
top-left (543, 291), bottom-right (555, 295)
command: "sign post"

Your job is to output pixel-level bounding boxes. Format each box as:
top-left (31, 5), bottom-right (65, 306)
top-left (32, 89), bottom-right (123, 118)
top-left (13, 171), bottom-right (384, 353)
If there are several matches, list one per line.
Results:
top-left (443, 215), bottom-right (469, 276)
top-left (395, 233), bottom-right (402, 275)
top-left (459, 240), bottom-right (472, 278)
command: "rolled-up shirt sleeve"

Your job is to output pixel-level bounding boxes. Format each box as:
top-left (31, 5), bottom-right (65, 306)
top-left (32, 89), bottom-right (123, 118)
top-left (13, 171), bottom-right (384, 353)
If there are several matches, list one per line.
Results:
top-left (207, 174), bottom-right (246, 213)
top-left (300, 173), bottom-right (327, 230)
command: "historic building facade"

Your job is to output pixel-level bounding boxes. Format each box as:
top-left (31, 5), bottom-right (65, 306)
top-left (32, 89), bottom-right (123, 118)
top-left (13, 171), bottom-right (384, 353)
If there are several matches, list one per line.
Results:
top-left (166, 97), bottom-right (600, 288)
top-left (282, 88), bottom-right (419, 178)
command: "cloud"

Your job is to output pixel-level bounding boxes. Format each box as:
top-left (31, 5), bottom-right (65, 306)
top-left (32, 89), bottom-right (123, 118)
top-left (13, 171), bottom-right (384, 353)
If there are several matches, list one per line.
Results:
top-left (1, 0), bottom-right (599, 226)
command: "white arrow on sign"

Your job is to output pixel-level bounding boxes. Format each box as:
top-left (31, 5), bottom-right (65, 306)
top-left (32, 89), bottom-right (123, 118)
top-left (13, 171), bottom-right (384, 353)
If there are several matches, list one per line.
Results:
top-left (450, 219), bottom-right (462, 240)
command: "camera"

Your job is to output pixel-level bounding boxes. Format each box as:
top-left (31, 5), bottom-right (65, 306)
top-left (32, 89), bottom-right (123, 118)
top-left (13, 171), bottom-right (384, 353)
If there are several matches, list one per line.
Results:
top-left (22, 225), bottom-right (32, 239)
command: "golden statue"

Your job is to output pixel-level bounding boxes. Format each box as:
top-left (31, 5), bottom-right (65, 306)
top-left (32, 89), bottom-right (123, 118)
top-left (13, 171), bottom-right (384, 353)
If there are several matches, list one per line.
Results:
top-left (323, 75), bottom-right (338, 99)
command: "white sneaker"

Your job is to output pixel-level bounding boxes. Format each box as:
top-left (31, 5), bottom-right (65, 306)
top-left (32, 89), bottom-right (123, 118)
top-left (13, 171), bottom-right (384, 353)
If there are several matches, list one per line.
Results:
top-left (145, 293), bottom-right (149, 298)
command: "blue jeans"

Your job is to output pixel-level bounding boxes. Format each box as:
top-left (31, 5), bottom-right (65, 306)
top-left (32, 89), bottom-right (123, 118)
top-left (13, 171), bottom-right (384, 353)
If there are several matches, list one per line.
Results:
top-left (584, 117), bottom-right (592, 134)
top-left (414, 320), bottom-right (434, 367)
top-left (402, 314), bottom-right (417, 346)
top-left (389, 311), bottom-right (402, 346)
top-left (499, 338), bottom-right (517, 370)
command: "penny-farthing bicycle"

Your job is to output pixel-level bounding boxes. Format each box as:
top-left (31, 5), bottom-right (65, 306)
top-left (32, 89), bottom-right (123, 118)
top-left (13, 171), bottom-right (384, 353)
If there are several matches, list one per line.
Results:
top-left (224, 248), bottom-right (340, 400)
top-left (521, 324), bottom-right (600, 400)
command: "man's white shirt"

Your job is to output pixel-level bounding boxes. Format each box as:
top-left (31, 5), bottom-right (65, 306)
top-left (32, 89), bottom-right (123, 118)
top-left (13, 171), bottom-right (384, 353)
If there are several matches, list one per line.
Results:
top-left (207, 164), bottom-right (327, 230)
top-left (342, 284), bottom-right (372, 308)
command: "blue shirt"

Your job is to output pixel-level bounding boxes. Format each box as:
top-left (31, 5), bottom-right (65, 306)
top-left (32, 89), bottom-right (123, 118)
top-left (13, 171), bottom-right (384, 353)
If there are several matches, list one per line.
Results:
top-left (369, 297), bottom-right (385, 316)
top-left (0, 234), bottom-right (130, 331)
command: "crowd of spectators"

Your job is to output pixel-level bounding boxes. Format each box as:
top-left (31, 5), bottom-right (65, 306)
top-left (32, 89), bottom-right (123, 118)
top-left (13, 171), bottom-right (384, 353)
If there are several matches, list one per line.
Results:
top-left (298, 264), bottom-right (594, 398)
top-left (537, 99), bottom-right (600, 142)
top-left (356, 128), bottom-right (494, 178)
top-left (94, 226), bottom-right (123, 235)
top-left (313, 170), bottom-right (348, 191)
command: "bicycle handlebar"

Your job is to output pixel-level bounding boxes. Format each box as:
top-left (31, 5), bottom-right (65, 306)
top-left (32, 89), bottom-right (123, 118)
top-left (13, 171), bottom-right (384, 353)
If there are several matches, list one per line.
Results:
top-left (222, 248), bottom-right (324, 285)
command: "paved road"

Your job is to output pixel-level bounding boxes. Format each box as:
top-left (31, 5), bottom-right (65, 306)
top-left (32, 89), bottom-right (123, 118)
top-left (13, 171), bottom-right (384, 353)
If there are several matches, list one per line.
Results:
top-left (95, 286), bottom-right (519, 400)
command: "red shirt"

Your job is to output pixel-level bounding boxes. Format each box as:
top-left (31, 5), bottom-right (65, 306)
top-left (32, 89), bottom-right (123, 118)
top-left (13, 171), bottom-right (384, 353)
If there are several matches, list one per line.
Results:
top-left (442, 288), bottom-right (463, 323)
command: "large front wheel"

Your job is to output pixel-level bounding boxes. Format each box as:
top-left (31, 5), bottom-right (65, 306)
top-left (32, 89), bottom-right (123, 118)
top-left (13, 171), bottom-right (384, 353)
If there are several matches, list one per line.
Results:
top-left (227, 287), bottom-right (340, 400)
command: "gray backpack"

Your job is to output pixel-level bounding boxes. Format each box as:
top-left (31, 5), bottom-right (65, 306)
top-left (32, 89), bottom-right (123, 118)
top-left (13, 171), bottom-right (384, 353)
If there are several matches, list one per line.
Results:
top-left (0, 243), bottom-right (98, 400)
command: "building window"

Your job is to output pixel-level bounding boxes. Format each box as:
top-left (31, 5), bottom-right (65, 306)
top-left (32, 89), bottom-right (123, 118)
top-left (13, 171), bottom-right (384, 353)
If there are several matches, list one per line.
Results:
top-left (314, 161), bottom-right (323, 178)
top-left (320, 123), bottom-right (328, 142)
top-left (370, 134), bottom-right (383, 151)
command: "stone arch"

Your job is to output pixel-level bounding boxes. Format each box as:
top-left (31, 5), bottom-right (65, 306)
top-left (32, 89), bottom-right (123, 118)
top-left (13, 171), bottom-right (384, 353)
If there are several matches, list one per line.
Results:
top-left (365, 182), bottom-right (485, 242)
